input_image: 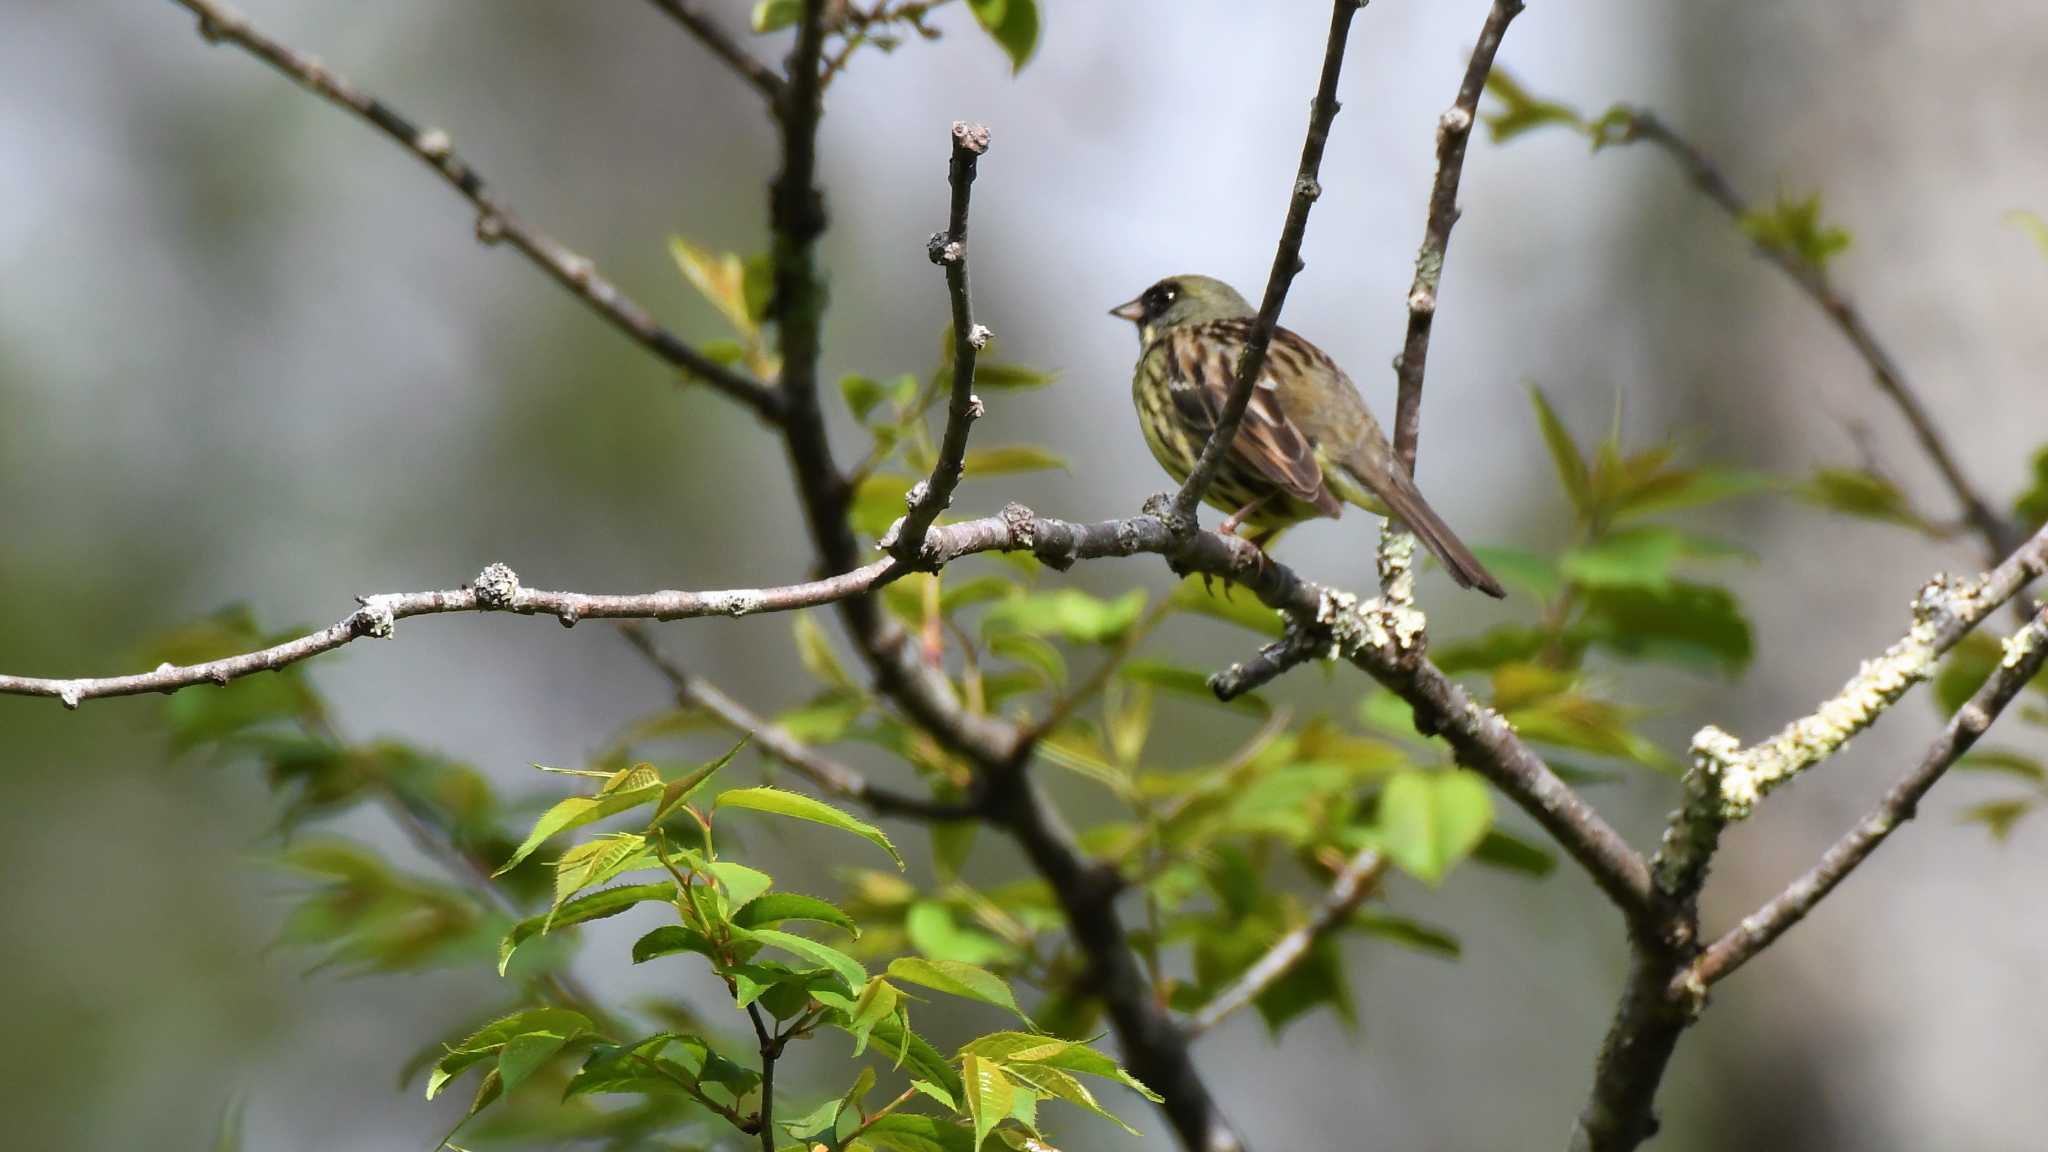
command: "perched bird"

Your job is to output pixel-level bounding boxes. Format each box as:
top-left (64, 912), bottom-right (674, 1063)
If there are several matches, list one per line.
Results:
top-left (1112, 274), bottom-right (1504, 598)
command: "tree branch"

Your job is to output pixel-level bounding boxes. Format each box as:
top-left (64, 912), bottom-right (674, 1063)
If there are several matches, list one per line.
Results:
top-left (1572, 521), bottom-right (2048, 1152)
top-left (645, 0), bottom-right (787, 105)
top-left (617, 623), bottom-right (980, 821)
top-left (1171, 0), bottom-right (1361, 526)
top-left (890, 121), bottom-right (992, 566)
top-left (1691, 603), bottom-right (2048, 988)
top-left (164, 0), bottom-right (782, 424)
top-left (1184, 847), bottom-right (1387, 1038)
top-left (1390, 0), bottom-right (1523, 475)
top-left (1606, 107), bottom-right (2015, 560)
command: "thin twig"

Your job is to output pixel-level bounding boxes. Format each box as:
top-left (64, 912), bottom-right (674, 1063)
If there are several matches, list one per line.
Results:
top-left (890, 121), bottom-right (992, 566)
top-left (1389, 0), bottom-right (1523, 475)
top-left (1690, 604), bottom-right (2048, 988)
top-left (1185, 848), bottom-right (1387, 1037)
top-left (618, 624), bottom-right (979, 821)
top-left (2, 503), bottom-right (1654, 921)
top-left (1171, 0), bottom-right (1362, 526)
top-left (165, 0), bottom-right (781, 424)
top-left (1610, 108), bottom-right (2015, 561)
top-left (645, 0), bottom-right (787, 104)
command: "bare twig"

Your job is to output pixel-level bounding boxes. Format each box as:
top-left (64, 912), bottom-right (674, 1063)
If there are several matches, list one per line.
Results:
top-left (890, 121), bottom-right (992, 566)
top-left (0, 560), bottom-right (894, 707)
top-left (1608, 108), bottom-right (2015, 561)
top-left (1390, 0), bottom-right (1524, 475)
top-left (1185, 848), bottom-right (1387, 1037)
top-left (1208, 617), bottom-right (1324, 702)
top-left (1, 503), bottom-right (1654, 922)
top-left (1691, 604), bottom-right (2048, 988)
top-left (164, 0), bottom-right (780, 424)
top-left (1171, 0), bottom-right (1362, 526)
top-left (645, 0), bottom-right (787, 104)
top-left (618, 624), bottom-right (979, 821)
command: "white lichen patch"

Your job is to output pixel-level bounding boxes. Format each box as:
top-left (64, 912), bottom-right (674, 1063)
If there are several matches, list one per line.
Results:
top-left (703, 590), bottom-right (763, 618)
top-left (1686, 574), bottom-right (1986, 822)
top-left (2001, 619), bottom-right (2046, 669)
top-left (353, 600), bottom-right (396, 639)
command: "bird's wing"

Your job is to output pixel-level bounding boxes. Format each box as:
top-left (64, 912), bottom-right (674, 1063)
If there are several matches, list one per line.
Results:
top-left (1164, 321), bottom-right (1338, 514)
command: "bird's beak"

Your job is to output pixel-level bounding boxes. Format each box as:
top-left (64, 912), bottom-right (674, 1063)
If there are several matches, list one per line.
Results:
top-left (1109, 297), bottom-right (1146, 323)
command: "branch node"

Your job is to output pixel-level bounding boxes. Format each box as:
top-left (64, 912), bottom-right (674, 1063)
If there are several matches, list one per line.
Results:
top-left (1437, 104), bottom-right (1474, 142)
top-left (1294, 175), bottom-right (1323, 202)
top-left (415, 128), bottom-right (452, 162)
top-left (925, 231), bottom-right (962, 266)
top-left (473, 563), bottom-right (521, 609)
top-left (967, 325), bottom-right (992, 351)
top-left (950, 119), bottom-right (992, 155)
top-left (474, 212), bottom-right (505, 245)
top-left (557, 608), bottom-right (579, 629)
top-left (351, 601), bottom-right (396, 639)
top-left (58, 682), bottom-right (82, 711)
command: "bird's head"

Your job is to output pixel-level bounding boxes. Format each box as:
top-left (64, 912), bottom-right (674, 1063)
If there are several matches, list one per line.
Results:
top-left (1110, 275), bottom-right (1254, 342)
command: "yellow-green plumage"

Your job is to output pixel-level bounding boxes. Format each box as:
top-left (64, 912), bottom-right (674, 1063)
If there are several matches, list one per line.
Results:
top-left (1113, 274), bottom-right (1504, 598)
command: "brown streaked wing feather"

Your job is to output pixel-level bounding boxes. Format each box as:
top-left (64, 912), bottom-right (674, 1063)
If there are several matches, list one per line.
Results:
top-left (1164, 323), bottom-right (1340, 515)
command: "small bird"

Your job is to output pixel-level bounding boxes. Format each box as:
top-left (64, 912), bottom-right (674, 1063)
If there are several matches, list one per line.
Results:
top-left (1112, 274), bottom-right (1504, 598)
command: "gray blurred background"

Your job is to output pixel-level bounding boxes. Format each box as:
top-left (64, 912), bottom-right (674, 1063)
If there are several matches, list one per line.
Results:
top-left (3, 1), bottom-right (2046, 1149)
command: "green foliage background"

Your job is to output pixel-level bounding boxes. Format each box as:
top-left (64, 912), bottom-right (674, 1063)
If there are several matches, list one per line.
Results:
top-left (3, 3), bottom-right (2047, 1151)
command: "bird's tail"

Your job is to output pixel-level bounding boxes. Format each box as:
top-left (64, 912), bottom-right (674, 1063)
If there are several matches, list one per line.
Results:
top-left (1350, 464), bottom-right (1505, 599)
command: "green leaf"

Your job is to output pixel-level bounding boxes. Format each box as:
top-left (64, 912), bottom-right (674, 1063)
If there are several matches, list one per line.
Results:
top-left (496, 763), bottom-right (665, 875)
top-left (862, 1112), bottom-right (977, 1152)
top-left (2012, 210), bottom-right (2048, 259)
top-left (1377, 771), bottom-right (1493, 884)
top-left (847, 976), bottom-right (900, 1057)
top-left (668, 237), bottom-right (759, 335)
top-left (1120, 659), bottom-right (1270, 717)
top-left (966, 0), bottom-right (1040, 72)
top-left (982, 587), bottom-right (1148, 645)
top-left (426, 1008), bottom-right (591, 1100)
top-left (960, 1053), bottom-right (1015, 1150)
top-left (906, 901), bottom-right (1013, 966)
top-left (653, 739), bottom-right (744, 824)
top-left (552, 832), bottom-right (653, 910)
top-left (841, 373), bottom-right (888, 423)
top-left (793, 612), bottom-right (854, 691)
top-left (1613, 467), bottom-right (1772, 521)
top-left (957, 1033), bottom-right (1161, 1101)
top-left (1481, 69), bottom-right (1584, 143)
top-left (963, 445), bottom-right (1068, 476)
top-left (973, 361), bottom-right (1059, 390)
top-left (1529, 387), bottom-right (1591, 514)
top-left (1008, 1064), bottom-right (1139, 1134)
top-left (1954, 750), bottom-right (2047, 783)
top-left (1801, 467), bottom-right (1931, 532)
top-left (1168, 574), bottom-right (1286, 638)
top-left (1935, 632), bottom-right (2004, 716)
top-left (987, 633), bottom-right (1067, 690)
top-left (1431, 625), bottom-right (1556, 675)
top-left (868, 1014), bottom-right (963, 1101)
top-left (783, 1096), bottom-right (844, 1139)
top-left (2014, 446), bottom-right (2048, 534)
top-left (732, 892), bottom-right (859, 936)
top-left (497, 1030), bottom-right (573, 1092)
top-left (1739, 191), bottom-right (1852, 271)
top-left (1576, 581), bottom-right (1754, 677)
top-left (740, 927), bottom-right (868, 993)
top-left (1465, 547), bottom-right (1564, 603)
top-left (499, 882), bottom-right (676, 975)
top-left (750, 0), bottom-right (802, 34)
top-left (1470, 828), bottom-right (1558, 877)
top-left (714, 786), bottom-right (903, 867)
top-left (1962, 797), bottom-right (2034, 841)
top-left (887, 957), bottom-right (1031, 1023)
top-left (853, 472), bottom-right (918, 538)
top-left (631, 924), bottom-right (721, 965)
top-left (1351, 911), bottom-right (1462, 958)
top-left (1560, 527), bottom-right (1690, 590)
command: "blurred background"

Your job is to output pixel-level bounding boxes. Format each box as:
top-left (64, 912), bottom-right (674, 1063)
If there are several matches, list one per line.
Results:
top-left (3, 1), bottom-right (2046, 1149)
